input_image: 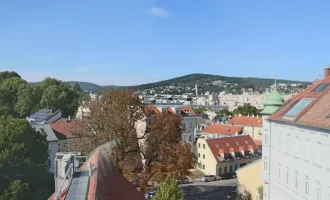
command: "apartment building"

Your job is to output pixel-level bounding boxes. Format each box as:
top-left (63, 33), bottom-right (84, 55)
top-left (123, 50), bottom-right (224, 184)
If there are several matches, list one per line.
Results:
top-left (228, 115), bottom-right (263, 140)
top-left (196, 135), bottom-right (261, 176)
top-left (142, 104), bottom-right (197, 145)
top-left (262, 68), bottom-right (330, 200)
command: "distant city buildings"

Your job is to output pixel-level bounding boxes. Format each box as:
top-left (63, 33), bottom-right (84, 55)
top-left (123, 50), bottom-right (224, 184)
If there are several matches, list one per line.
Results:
top-left (262, 68), bottom-right (330, 200)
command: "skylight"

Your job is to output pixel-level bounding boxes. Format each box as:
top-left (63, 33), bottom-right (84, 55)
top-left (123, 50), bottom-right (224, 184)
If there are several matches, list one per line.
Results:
top-left (284, 98), bottom-right (314, 119)
top-left (313, 83), bottom-right (330, 92)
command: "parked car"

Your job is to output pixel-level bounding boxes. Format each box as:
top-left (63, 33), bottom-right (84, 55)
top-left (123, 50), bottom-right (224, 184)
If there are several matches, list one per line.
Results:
top-left (200, 175), bottom-right (217, 182)
top-left (221, 173), bottom-right (236, 180)
top-left (144, 191), bottom-right (156, 200)
top-left (176, 179), bottom-right (192, 184)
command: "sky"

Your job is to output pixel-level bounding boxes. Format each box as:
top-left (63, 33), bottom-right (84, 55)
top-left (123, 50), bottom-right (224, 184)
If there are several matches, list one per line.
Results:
top-left (1, 0), bottom-right (330, 85)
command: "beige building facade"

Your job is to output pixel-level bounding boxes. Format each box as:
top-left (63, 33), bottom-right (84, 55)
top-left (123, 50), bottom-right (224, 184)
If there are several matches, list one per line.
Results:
top-left (236, 159), bottom-right (263, 200)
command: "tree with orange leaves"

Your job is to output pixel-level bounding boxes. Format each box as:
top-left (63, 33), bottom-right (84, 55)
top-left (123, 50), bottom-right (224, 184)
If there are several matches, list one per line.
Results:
top-left (69, 89), bottom-right (196, 193)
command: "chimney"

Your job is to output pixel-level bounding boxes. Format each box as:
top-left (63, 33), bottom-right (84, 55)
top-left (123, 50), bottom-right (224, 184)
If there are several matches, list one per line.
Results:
top-left (325, 66), bottom-right (330, 79)
top-left (68, 116), bottom-right (71, 122)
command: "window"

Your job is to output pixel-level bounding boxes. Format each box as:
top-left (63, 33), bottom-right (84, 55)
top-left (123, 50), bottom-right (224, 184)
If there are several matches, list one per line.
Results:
top-left (235, 164), bottom-right (238, 170)
top-left (263, 157), bottom-right (269, 173)
top-left (203, 144), bottom-right (205, 149)
top-left (203, 154), bottom-right (205, 159)
top-left (313, 83), bottom-right (330, 92)
top-left (202, 164), bottom-right (205, 169)
top-left (175, 108), bottom-right (181, 115)
top-left (198, 143), bottom-right (200, 148)
top-left (278, 134), bottom-right (281, 149)
top-left (294, 171), bottom-right (299, 190)
top-left (229, 166), bottom-right (232, 172)
top-left (277, 163), bottom-right (281, 180)
top-left (316, 181), bottom-right (321, 200)
top-left (189, 121), bottom-right (193, 129)
top-left (189, 135), bottom-right (192, 142)
top-left (264, 132), bottom-right (269, 145)
top-left (224, 166), bottom-right (227, 173)
top-left (316, 142), bottom-right (321, 164)
top-left (284, 98), bottom-right (314, 119)
top-left (304, 140), bottom-right (309, 159)
top-left (219, 167), bottom-right (222, 175)
top-left (285, 135), bottom-right (289, 153)
top-left (305, 176), bottom-right (309, 196)
top-left (285, 166), bottom-right (289, 184)
top-left (294, 138), bottom-right (299, 156)
top-left (47, 159), bottom-right (51, 167)
top-left (182, 123), bottom-right (186, 131)
top-left (198, 153), bottom-right (200, 157)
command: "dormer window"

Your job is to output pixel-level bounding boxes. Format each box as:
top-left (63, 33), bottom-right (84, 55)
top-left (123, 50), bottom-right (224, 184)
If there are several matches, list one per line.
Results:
top-left (175, 108), bottom-right (181, 115)
top-left (283, 98), bottom-right (314, 119)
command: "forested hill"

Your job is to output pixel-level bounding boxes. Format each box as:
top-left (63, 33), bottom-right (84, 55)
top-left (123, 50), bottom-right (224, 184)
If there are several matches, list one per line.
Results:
top-left (67, 73), bottom-right (311, 93)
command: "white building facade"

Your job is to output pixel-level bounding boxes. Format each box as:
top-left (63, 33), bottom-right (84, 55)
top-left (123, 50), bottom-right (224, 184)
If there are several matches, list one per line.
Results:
top-left (262, 68), bottom-right (330, 200)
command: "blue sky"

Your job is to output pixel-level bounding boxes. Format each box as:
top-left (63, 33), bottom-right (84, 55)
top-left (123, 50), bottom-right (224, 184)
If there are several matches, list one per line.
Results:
top-left (1, 0), bottom-right (330, 85)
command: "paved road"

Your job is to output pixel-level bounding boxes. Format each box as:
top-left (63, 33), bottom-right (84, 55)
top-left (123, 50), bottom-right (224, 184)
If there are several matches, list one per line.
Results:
top-left (180, 179), bottom-right (237, 200)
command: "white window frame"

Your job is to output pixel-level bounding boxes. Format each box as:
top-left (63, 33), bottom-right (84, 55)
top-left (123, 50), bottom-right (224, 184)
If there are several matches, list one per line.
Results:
top-left (285, 135), bottom-right (289, 153)
top-left (294, 137), bottom-right (299, 156)
top-left (294, 171), bottom-right (299, 190)
top-left (277, 163), bottom-right (281, 180)
top-left (263, 157), bottom-right (269, 173)
top-left (285, 166), bottom-right (289, 185)
top-left (305, 176), bottom-right (309, 196)
top-left (304, 139), bottom-right (309, 159)
top-left (316, 181), bottom-right (321, 200)
top-left (316, 142), bottom-right (321, 165)
top-left (278, 134), bottom-right (281, 149)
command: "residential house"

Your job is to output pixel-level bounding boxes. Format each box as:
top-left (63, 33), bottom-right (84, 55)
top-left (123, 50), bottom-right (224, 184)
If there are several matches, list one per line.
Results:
top-left (48, 144), bottom-right (145, 200)
top-left (32, 120), bottom-right (77, 172)
top-left (27, 109), bottom-right (62, 125)
top-left (33, 124), bottom-right (58, 173)
top-left (200, 123), bottom-right (244, 138)
top-left (196, 135), bottom-right (261, 176)
top-left (142, 104), bottom-right (197, 148)
top-left (262, 67), bottom-right (330, 200)
top-left (228, 115), bottom-right (263, 140)
top-left (236, 159), bottom-right (263, 200)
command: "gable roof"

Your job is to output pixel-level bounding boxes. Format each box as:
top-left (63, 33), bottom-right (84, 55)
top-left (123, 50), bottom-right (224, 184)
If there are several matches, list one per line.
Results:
top-left (228, 116), bottom-right (263, 127)
top-left (48, 144), bottom-right (145, 200)
top-left (202, 124), bottom-right (244, 136)
top-left (49, 121), bottom-right (76, 139)
top-left (33, 124), bottom-right (58, 142)
top-left (269, 68), bottom-right (330, 130)
top-left (205, 135), bottom-right (259, 163)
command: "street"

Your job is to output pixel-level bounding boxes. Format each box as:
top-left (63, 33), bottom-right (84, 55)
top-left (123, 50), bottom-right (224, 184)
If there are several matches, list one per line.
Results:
top-left (180, 179), bottom-right (237, 200)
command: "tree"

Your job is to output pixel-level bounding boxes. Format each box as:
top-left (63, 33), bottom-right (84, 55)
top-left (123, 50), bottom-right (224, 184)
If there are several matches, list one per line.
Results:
top-left (0, 87), bottom-right (15, 116)
top-left (15, 84), bottom-right (42, 117)
top-left (232, 104), bottom-right (261, 116)
top-left (258, 186), bottom-right (263, 200)
top-left (192, 107), bottom-right (205, 114)
top-left (69, 89), bottom-right (196, 193)
top-left (153, 178), bottom-right (183, 200)
top-left (0, 71), bottom-right (21, 85)
top-left (1, 77), bottom-right (27, 102)
top-left (40, 83), bottom-right (80, 117)
top-left (216, 109), bottom-right (232, 117)
top-left (39, 77), bottom-right (61, 91)
top-left (0, 116), bottom-right (53, 199)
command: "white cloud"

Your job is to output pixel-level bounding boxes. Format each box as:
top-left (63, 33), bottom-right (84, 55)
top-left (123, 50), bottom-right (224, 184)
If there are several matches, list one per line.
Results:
top-left (149, 7), bottom-right (169, 18)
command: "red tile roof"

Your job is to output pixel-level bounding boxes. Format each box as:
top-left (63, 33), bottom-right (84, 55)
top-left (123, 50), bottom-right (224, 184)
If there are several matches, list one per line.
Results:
top-left (144, 105), bottom-right (195, 116)
top-left (48, 147), bottom-right (144, 200)
top-left (202, 124), bottom-right (244, 136)
top-left (180, 106), bottom-right (196, 115)
top-left (228, 116), bottom-right (263, 127)
top-left (49, 121), bottom-right (77, 139)
top-left (206, 135), bottom-right (259, 163)
top-left (254, 139), bottom-right (262, 146)
top-left (269, 69), bottom-right (330, 129)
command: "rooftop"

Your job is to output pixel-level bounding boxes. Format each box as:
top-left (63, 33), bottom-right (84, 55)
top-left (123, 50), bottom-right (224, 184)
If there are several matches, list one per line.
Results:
top-left (205, 135), bottom-right (260, 163)
top-left (202, 124), bottom-right (244, 136)
top-left (269, 67), bottom-right (330, 130)
top-left (228, 115), bottom-right (263, 127)
top-left (27, 109), bottom-right (61, 125)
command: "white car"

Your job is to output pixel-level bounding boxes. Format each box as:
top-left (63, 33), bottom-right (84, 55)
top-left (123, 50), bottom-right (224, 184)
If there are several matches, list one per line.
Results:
top-left (200, 175), bottom-right (217, 182)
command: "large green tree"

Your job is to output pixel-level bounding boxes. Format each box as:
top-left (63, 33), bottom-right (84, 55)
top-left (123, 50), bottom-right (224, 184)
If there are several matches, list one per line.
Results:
top-left (0, 71), bottom-right (21, 85)
top-left (0, 87), bottom-right (15, 116)
top-left (153, 178), bottom-right (183, 200)
top-left (1, 77), bottom-right (27, 102)
top-left (232, 104), bottom-right (261, 116)
top-left (0, 116), bottom-right (53, 199)
top-left (15, 84), bottom-right (42, 117)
